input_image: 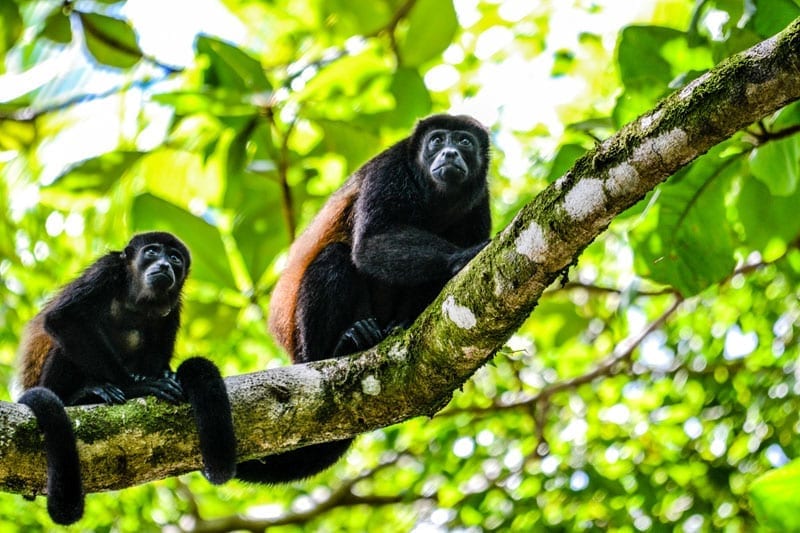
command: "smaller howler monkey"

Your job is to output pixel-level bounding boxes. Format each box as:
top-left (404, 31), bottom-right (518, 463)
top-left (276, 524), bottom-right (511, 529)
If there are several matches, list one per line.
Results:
top-left (16, 232), bottom-right (236, 525)
top-left (236, 114), bottom-right (491, 484)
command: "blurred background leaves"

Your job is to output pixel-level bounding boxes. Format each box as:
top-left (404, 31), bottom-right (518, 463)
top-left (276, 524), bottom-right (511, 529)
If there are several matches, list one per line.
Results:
top-left (1, 0), bottom-right (799, 531)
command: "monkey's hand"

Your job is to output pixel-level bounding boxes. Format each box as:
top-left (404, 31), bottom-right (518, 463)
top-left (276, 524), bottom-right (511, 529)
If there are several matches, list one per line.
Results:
top-left (124, 372), bottom-right (185, 404)
top-left (68, 383), bottom-right (127, 405)
top-left (332, 318), bottom-right (386, 358)
top-left (448, 240), bottom-right (490, 276)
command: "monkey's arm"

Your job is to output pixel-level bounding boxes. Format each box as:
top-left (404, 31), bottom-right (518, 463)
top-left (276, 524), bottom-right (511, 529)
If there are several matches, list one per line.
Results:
top-left (353, 225), bottom-right (487, 285)
top-left (352, 197), bottom-right (490, 286)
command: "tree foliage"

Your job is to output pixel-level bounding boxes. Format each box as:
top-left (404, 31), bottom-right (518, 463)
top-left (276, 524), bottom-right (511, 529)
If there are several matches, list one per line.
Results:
top-left (1, 0), bottom-right (800, 531)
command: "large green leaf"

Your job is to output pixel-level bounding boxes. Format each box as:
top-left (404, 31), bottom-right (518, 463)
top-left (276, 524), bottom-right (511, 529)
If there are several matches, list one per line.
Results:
top-left (737, 174), bottom-right (800, 253)
top-left (399, 0), bottom-right (458, 66)
top-left (750, 460), bottom-right (800, 531)
top-left (631, 148), bottom-right (738, 295)
top-left (195, 35), bottom-right (271, 93)
top-left (132, 194), bottom-right (236, 289)
top-left (45, 151), bottom-right (143, 194)
top-left (78, 12), bottom-right (143, 69)
top-left (749, 135), bottom-right (800, 196)
top-left (750, 0), bottom-right (800, 38)
top-left (615, 26), bottom-right (713, 124)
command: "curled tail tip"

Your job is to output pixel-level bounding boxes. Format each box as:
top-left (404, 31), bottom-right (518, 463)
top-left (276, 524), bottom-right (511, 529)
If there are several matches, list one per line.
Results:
top-left (203, 462), bottom-right (237, 485)
top-left (47, 499), bottom-right (84, 526)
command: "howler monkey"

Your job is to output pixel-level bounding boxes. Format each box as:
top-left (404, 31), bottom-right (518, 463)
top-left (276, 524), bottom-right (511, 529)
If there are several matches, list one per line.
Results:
top-left (16, 232), bottom-right (236, 525)
top-left (236, 114), bottom-right (491, 483)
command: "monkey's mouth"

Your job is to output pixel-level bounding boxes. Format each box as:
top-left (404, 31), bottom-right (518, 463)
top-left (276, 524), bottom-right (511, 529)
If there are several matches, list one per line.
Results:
top-left (147, 270), bottom-right (175, 289)
top-left (432, 161), bottom-right (468, 180)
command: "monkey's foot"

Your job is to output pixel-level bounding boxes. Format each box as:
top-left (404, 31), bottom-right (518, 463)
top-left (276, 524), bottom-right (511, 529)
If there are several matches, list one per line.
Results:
top-left (332, 318), bottom-right (386, 357)
top-left (68, 384), bottom-right (126, 405)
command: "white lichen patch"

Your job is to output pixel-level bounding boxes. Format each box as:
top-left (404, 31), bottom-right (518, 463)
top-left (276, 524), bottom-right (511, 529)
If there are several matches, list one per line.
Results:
top-left (605, 162), bottom-right (640, 197)
top-left (515, 221), bottom-right (547, 261)
top-left (564, 178), bottom-right (606, 221)
top-left (442, 295), bottom-right (477, 329)
top-left (361, 375), bottom-right (381, 396)
top-left (632, 128), bottom-right (692, 170)
top-left (639, 109), bottom-right (663, 130)
top-left (389, 342), bottom-right (407, 362)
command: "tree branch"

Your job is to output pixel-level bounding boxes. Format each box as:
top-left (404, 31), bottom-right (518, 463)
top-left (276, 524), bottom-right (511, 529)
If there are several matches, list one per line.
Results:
top-left (1, 17), bottom-right (799, 497)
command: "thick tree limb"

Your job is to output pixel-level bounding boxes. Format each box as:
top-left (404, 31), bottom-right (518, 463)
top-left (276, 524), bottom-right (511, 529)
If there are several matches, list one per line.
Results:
top-left (1, 18), bottom-right (799, 497)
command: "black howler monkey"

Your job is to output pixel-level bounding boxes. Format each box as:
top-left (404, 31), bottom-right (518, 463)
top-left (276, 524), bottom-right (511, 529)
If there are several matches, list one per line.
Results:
top-left (236, 114), bottom-right (491, 484)
top-left (16, 232), bottom-right (236, 525)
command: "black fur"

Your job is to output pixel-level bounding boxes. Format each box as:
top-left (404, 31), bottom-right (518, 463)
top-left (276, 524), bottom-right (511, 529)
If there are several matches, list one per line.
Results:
top-left (17, 387), bottom-right (83, 526)
top-left (249, 114), bottom-right (491, 483)
top-left (17, 232), bottom-right (236, 524)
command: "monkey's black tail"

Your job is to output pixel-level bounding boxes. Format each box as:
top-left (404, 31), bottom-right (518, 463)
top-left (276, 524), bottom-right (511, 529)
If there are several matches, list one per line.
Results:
top-left (177, 357), bottom-right (237, 485)
top-left (17, 387), bottom-right (84, 525)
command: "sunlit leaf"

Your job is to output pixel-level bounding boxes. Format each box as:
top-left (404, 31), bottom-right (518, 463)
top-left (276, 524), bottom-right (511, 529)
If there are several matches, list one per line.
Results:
top-left (737, 175), bottom-right (800, 253)
top-left (132, 194), bottom-right (236, 289)
top-left (78, 12), bottom-right (143, 68)
top-left (399, 0), bottom-right (458, 66)
top-left (750, 460), bottom-right (800, 531)
top-left (46, 151), bottom-right (143, 194)
top-left (195, 35), bottom-right (271, 93)
top-left (0, 119), bottom-right (36, 151)
top-left (749, 135), bottom-right (800, 196)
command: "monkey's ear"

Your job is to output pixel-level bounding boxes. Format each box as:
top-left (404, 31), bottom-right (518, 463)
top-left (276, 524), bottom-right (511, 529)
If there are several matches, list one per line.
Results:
top-left (121, 247), bottom-right (133, 261)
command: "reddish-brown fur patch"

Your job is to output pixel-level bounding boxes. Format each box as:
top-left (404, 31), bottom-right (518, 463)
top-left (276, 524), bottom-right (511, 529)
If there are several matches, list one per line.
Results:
top-left (268, 177), bottom-right (359, 357)
top-left (17, 313), bottom-right (53, 389)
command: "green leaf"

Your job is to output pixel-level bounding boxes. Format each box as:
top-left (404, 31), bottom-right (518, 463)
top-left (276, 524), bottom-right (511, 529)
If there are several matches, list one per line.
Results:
top-left (0, 2), bottom-right (22, 64)
top-left (399, 0), bottom-right (458, 66)
top-left (749, 136), bottom-right (800, 196)
top-left (632, 148), bottom-right (738, 295)
top-left (315, 119), bottom-right (381, 171)
top-left (41, 10), bottom-right (72, 44)
top-left (615, 26), bottom-right (713, 124)
top-left (751, 0), bottom-right (800, 38)
top-left (324, 0), bottom-right (391, 36)
top-left (547, 144), bottom-right (585, 183)
top-left (374, 67), bottom-right (432, 128)
top-left (750, 459), bottom-right (800, 531)
top-left (195, 35), bottom-right (271, 93)
top-left (78, 12), bottom-right (143, 69)
top-left (737, 175), bottom-right (800, 252)
top-left (618, 26), bottom-right (682, 89)
top-left (46, 151), bottom-right (143, 194)
top-left (132, 194), bottom-right (236, 289)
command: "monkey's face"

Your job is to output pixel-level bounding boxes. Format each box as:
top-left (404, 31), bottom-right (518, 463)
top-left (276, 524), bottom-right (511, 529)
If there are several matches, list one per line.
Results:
top-left (419, 128), bottom-right (482, 191)
top-left (129, 242), bottom-right (188, 310)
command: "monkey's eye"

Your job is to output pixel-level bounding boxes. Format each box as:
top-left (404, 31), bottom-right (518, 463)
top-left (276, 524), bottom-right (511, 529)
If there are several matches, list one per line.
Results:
top-left (429, 135), bottom-right (444, 147)
top-left (458, 137), bottom-right (473, 147)
top-left (144, 247), bottom-right (159, 258)
top-left (169, 254), bottom-right (183, 265)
